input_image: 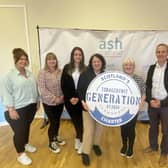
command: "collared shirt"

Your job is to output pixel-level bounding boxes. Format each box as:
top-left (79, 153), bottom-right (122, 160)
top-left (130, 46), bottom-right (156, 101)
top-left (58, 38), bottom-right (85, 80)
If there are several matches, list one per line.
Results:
top-left (72, 68), bottom-right (80, 89)
top-left (37, 69), bottom-right (63, 105)
top-left (1, 68), bottom-right (38, 110)
top-left (152, 62), bottom-right (168, 100)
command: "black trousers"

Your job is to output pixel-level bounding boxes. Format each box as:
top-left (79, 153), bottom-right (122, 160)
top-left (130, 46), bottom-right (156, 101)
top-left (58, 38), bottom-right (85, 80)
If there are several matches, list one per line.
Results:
top-left (120, 115), bottom-right (138, 150)
top-left (43, 103), bottom-right (64, 143)
top-left (5, 103), bottom-right (37, 153)
top-left (65, 101), bottom-right (83, 141)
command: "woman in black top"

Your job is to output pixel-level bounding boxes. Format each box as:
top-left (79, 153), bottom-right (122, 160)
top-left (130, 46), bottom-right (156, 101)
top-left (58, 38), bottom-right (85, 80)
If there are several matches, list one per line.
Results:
top-left (61, 47), bottom-right (86, 154)
top-left (120, 57), bottom-right (145, 159)
top-left (77, 53), bottom-right (106, 166)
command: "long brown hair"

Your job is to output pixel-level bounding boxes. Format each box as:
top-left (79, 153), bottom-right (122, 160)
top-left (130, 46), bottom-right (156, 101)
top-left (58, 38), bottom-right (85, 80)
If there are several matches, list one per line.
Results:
top-left (67, 47), bottom-right (86, 74)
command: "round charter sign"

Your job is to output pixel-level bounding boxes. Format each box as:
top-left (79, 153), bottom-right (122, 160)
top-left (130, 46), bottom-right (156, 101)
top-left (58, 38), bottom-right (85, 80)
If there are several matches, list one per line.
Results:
top-left (86, 71), bottom-right (141, 127)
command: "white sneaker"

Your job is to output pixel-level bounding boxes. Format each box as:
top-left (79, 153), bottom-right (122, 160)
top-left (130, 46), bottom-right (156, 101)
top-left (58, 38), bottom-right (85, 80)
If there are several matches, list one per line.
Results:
top-left (77, 143), bottom-right (82, 154)
top-left (75, 138), bottom-right (81, 150)
top-left (17, 153), bottom-right (32, 165)
top-left (55, 136), bottom-right (66, 146)
top-left (49, 142), bottom-right (61, 153)
top-left (25, 144), bottom-right (37, 153)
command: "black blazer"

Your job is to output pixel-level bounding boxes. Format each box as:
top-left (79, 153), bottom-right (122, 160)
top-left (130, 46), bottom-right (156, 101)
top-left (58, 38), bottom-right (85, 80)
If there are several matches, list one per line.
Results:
top-left (61, 64), bottom-right (79, 101)
top-left (146, 62), bottom-right (168, 107)
top-left (77, 67), bottom-right (104, 102)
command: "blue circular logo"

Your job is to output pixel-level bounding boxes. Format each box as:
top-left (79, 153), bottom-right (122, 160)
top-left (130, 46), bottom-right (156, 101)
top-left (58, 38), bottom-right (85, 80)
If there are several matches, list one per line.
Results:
top-left (86, 71), bottom-right (141, 127)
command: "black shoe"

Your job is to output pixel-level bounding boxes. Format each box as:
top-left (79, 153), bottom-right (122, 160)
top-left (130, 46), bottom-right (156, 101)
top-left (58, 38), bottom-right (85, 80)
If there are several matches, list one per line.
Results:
top-left (48, 142), bottom-right (60, 153)
top-left (40, 119), bottom-right (49, 129)
top-left (81, 153), bottom-right (90, 166)
top-left (93, 145), bottom-right (102, 156)
top-left (120, 144), bottom-right (127, 156)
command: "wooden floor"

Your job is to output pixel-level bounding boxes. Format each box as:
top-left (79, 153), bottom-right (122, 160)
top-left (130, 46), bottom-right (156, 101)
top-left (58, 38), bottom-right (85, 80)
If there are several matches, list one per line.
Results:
top-left (0, 119), bottom-right (162, 168)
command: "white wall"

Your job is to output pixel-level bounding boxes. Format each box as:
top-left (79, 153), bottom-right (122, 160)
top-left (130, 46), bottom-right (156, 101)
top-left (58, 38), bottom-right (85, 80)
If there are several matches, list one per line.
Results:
top-left (0, 5), bottom-right (29, 76)
top-left (1, 0), bottom-right (168, 73)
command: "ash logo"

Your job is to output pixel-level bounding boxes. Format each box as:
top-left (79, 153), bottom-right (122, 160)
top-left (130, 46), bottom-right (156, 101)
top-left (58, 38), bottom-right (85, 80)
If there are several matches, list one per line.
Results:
top-left (98, 38), bottom-right (122, 50)
top-left (98, 38), bottom-right (123, 57)
top-left (86, 71), bottom-right (141, 127)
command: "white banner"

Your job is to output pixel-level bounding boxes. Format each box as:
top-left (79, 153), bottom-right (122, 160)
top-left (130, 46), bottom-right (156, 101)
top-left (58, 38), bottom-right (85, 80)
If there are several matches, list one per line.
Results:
top-left (38, 28), bottom-right (168, 120)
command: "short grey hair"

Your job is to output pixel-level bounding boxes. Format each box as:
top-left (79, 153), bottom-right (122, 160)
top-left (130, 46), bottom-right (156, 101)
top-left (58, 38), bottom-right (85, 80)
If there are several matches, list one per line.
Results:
top-left (122, 57), bottom-right (135, 66)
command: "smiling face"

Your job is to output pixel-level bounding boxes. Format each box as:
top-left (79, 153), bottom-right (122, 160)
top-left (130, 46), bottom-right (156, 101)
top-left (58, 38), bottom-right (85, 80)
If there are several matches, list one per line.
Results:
top-left (156, 44), bottom-right (168, 65)
top-left (123, 62), bottom-right (135, 75)
top-left (15, 55), bottom-right (28, 69)
top-left (47, 57), bottom-right (57, 69)
top-left (44, 53), bottom-right (58, 70)
top-left (92, 56), bottom-right (103, 73)
top-left (73, 49), bottom-right (83, 65)
top-left (122, 58), bottom-right (135, 76)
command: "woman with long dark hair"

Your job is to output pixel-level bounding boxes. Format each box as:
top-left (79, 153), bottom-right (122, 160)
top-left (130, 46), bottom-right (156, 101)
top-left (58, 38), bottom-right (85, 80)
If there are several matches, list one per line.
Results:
top-left (61, 47), bottom-right (86, 154)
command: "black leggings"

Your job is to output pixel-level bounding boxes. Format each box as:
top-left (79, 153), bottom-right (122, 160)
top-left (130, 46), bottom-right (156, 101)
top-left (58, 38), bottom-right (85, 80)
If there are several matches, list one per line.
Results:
top-left (43, 103), bottom-right (64, 143)
top-left (65, 101), bottom-right (83, 141)
top-left (120, 115), bottom-right (138, 149)
top-left (5, 103), bottom-right (37, 153)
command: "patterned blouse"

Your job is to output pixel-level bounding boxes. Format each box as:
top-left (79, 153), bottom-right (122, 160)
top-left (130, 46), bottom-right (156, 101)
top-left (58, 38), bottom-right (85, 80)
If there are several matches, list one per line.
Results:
top-left (38, 69), bottom-right (63, 105)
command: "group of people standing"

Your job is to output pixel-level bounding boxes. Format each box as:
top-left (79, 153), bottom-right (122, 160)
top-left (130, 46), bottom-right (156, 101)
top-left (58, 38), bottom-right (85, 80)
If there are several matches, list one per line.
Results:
top-left (1, 43), bottom-right (168, 167)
